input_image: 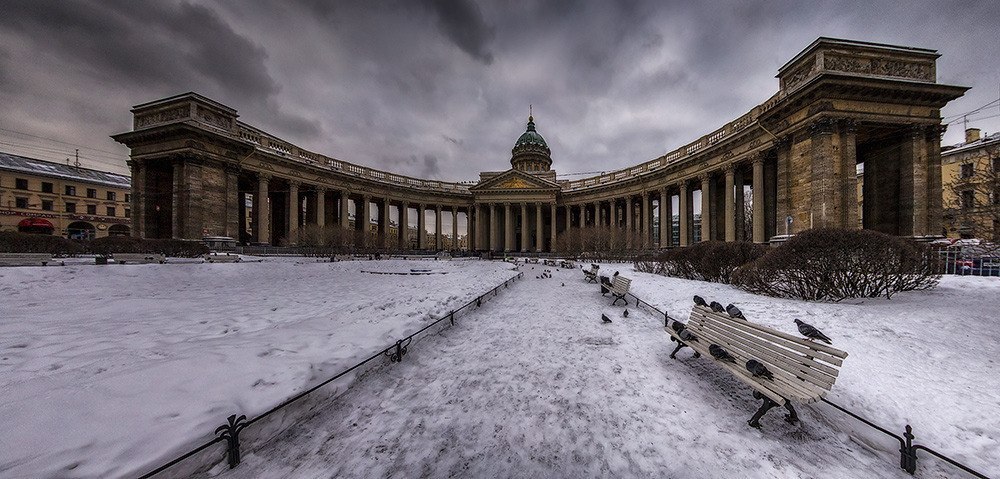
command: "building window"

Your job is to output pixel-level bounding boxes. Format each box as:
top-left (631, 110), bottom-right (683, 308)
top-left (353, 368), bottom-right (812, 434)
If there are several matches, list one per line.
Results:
top-left (124, 208), bottom-right (131, 218)
top-left (961, 163), bottom-right (974, 178)
top-left (15, 178), bottom-right (28, 190)
top-left (41, 200), bottom-right (54, 211)
top-left (15, 197), bottom-right (29, 208)
top-left (107, 191), bottom-right (116, 201)
top-left (993, 157), bottom-right (1000, 174)
top-left (961, 190), bottom-right (975, 209)
top-left (87, 188), bottom-right (97, 198)
top-left (106, 207), bottom-right (116, 217)
top-left (86, 204), bottom-right (97, 215)
top-left (66, 202), bottom-right (77, 213)
top-left (125, 193), bottom-right (131, 203)
top-left (41, 182), bottom-right (53, 193)
top-left (65, 185), bottom-right (76, 196)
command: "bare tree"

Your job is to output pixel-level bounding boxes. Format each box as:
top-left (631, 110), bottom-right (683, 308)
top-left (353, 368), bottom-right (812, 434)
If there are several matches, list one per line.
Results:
top-left (945, 145), bottom-right (1000, 244)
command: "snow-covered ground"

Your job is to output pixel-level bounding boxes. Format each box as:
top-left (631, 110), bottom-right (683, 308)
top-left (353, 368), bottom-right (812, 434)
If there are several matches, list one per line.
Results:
top-left (0, 258), bottom-right (518, 478)
top-left (2, 259), bottom-right (997, 478)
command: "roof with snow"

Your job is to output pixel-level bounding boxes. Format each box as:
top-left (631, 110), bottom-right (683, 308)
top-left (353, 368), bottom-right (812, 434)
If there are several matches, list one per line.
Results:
top-left (942, 131), bottom-right (1000, 156)
top-left (0, 151), bottom-right (130, 188)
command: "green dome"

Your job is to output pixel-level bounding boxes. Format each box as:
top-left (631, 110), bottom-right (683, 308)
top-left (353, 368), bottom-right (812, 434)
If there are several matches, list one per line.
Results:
top-left (514, 116), bottom-right (548, 150)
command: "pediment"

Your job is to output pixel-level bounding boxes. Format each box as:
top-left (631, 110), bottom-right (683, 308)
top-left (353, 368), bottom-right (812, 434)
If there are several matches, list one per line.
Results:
top-left (471, 169), bottom-right (559, 192)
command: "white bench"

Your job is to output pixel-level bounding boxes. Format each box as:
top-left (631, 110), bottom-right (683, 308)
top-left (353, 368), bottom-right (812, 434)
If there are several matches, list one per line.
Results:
top-left (583, 264), bottom-right (600, 283)
top-left (666, 304), bottom-right (849, 428)
top-left (608, 275), bottom-right (631, 305)
top-left (113, 253), bottom-right (165, 264)
top-left (0, 253), bottom-right (55, 266)
top-left (204, 253), bottom-right (241, 263)
top-left (560, 260), bottom-right (576, 269)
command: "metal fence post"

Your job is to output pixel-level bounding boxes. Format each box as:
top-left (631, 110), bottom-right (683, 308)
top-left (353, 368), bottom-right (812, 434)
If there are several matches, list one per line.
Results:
top-left (902, 424), bottom-right (916, 473)
top-left (215, 414), bottom-right (248, 469)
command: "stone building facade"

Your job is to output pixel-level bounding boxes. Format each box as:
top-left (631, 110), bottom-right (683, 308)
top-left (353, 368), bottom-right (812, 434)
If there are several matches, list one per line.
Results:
top-left (941, 128), bottom-right (1000, 240)
top-left (113, 38), bottom-right (967, 251)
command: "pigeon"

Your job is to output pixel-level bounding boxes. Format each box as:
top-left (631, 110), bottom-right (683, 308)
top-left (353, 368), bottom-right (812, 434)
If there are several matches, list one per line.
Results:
top-left (670, 321), bottom-right (686, 334)
top-left (602, 314), bottom-right (613, 324)
top-left (794, 319), bottom-right (832, 344)
top-left (623, 309), bottom-right (630, 318)
top-left (693, 295), bottom-right (707, 307)
top-left (746, 359), bottom-right (774, 380)
top-left (613, 271), bottom-right (620, 277)
top-left (726, 304), bottom-right (746, 320)
top-left (709, 344), bottom-right (737, 363)
top-left (679, 329), bottom-right (698, 343)
top-left (561, 283), bottom-right (565, 287)
top-left (709, 301), bottom-right (726, 313)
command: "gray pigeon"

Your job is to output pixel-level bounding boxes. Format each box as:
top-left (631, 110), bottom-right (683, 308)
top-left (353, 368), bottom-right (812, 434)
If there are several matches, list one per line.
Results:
top-left (794, 319), bottom-right (832, 344)
top-left (623, 309), bottom-right (629, 318)
top-left (670, 321), bottom-right (686, 334)
top-left (709, 344), bottom-right (737, 363)
top-left (710, 301), bottom-right (726, 313)
top-left (726, 304), bottom-right (746, 320)
top-left (746, 359), bottom-right (773, 380)
top-left (602, 314), bottom-right (613, 324)
top-left (679, 329), bottom-right (698, 343)
top-left (693, 295), bottom-right (707, 307)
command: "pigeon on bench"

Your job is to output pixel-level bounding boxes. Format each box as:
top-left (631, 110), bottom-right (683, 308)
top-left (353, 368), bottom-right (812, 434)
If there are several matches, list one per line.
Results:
top-left (669, 322), bottom-right (701, 359)
top-left (725, 304), bottom-right (746, 320)
top-left (679, 328), bottom-right (698, 343)
top-left (794, 319), bottom-right (832, 344)
top-left (693, 295), bottom-right (707, 307)
top-left (709, 301), bottom-right (726, 313)
top-left (602, 314), bottom-right (613, 324)
top-left (709, 344), bottom-right (737, 363)
top-left (746, 359), bottom-right (774, 380)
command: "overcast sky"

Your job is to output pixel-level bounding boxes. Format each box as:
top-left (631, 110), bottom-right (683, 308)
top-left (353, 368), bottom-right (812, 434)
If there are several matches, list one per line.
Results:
top-left (1, 0), bottom-right (998, 180)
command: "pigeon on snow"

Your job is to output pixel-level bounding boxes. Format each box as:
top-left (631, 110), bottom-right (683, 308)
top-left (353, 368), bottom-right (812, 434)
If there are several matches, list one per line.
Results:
top-left (602, 314), bottom-right (613, 324)
top-left (746, 359), bottom-right (774, 380)
top-left (709, 301), bottom-right (726, 313)
top-left (693, 295), bottom-right (707, 307)
top-left (709, 344), bottom-right (737, 363)
top-left (623, 309), bottom-right (629, 318)
top-left (725, 304), bottom-right (746, 320)
top-left (794, 319), bottom-right (832, 344)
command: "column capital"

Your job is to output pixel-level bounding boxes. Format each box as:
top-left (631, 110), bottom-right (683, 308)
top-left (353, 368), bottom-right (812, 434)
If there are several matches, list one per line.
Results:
top-left (808, 117), bottom-right (835, 136)
top-left (840, 118), bottom-right (858, 134)
top-left (288, 179), bottom-right (301, 188)
top-left (751, 152), bottom-right (765, 167)
top-left (315, 185), bottom-right (327, 193)
top-left (698, 173), bottom-right (710, 183)
top-left (724, 163), bottom-right (736, 175)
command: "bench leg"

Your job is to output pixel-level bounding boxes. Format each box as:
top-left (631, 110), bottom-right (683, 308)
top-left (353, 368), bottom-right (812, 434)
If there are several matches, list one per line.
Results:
top-left (669, 342), bottom-right (687, 359)
top-left (783, 402), bottom-right (799, 424)
top-left (748, 391), bottom-right (779, 429)
top-left (610, 294), bottom-right (627, 306)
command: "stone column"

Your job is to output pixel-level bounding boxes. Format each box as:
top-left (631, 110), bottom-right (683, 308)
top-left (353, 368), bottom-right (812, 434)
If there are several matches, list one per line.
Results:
top-left (316, 187), bottom-right (326, 229)
top-left (417, 204), bottom-right (426, 249)
top-left (224, 165), bottom-right (239, 238)
top-left (549, 202), bottom-right (556, 252)
top-left (840, 121), bottom-right (859, 229)
top-left (519, 202), bottom-right (528, 252)
top-left (535, 202), bottom-right (543, 252)
top-left (435, 205), bottom-right (443, 250)
top-left (752, 155), bottom-right (765, 243)
top-left (810, 118), bottom-right (836, 229)
top-left (725, 166), bottom-right (736, 242)
top-left (773, 136), bottom-right (792, 235)
top-left (700, 175), bottom-right (711, 242)
top-left (288, 180), bottom-right (300, 245)
top-left (490, 203), bottom-right (499, 252)
top-left (452, 208), bottom-right (458, 250)
top-left (659, 188), bottom-right (669, 248)
top-left (126, 160), bottom-right (144, 237)
top-left (379, 198), bottom-right (390, 248)
top-left (626, 195), bottom-right (633, 232)
top-left (340, 190), bottom-right (350, 230)
top-left (361, 195), bottom-right (371, 245)
top-left (256, 174), bottom-right (271, 244)
top-left (504, 202), bottom-right (513, 252)
top-left (926, 125), bottom-right (944, 237)
top-left (171, 159), bottom-right (184, 238)
top-left (679, 182), bottom-right (690, 247)
top-left (642, 192), bottom-right (651, 247)
top-left (400, 201), bottom-right (409, 250)
top-left (563, 205), bottom-right (571, 233)
top-left (903, 124), bottom-right (929, 236)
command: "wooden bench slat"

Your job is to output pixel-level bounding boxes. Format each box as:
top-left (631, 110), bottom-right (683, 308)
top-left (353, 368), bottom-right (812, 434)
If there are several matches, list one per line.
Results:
top-left (693, 306), bottom-right (848, 359)
top-left (686, 324), bottom-right (828, 401)
top-left (691, 308), bottom-right (847, 365)
top-left (690, 311), bottom-right (842, 380)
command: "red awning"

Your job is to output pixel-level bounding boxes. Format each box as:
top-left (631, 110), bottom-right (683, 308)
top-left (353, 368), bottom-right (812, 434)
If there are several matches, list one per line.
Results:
top-left (17, 218), bottom-right (54, 228)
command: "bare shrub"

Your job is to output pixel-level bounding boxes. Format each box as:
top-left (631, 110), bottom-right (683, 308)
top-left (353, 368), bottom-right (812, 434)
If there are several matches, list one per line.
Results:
top-left (732, 228), bottom-right (941, 301)
top-left (0, 231), bottom-right (84, 255)
top-left (634, 241), bottom-right (766, 283)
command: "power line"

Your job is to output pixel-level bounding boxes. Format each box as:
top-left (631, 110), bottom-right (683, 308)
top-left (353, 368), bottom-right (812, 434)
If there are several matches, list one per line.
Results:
top-left (0, 127), bottom-right (129, 158)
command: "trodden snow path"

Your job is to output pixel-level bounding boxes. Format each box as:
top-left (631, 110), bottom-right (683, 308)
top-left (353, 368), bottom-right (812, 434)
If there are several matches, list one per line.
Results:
top-left (208, 266), bottom-right (901, 478)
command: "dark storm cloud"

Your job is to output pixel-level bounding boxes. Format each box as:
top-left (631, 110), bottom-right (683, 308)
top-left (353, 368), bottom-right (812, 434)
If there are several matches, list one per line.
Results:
top-left (1, 1), bottom-right (999, 179)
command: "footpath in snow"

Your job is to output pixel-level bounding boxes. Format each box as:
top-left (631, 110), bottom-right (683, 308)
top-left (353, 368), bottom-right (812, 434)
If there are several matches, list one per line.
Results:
top-left (0, 258), bottom-right (517, 478)
top-left (213, 264), bottom-right (981, 478)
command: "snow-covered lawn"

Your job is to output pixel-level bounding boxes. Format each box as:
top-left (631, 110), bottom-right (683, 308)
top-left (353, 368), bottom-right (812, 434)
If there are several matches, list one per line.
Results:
top-left (0, 258), bottom-right (517, 478)
top-left (2, 259), bottom-right (997, 478)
